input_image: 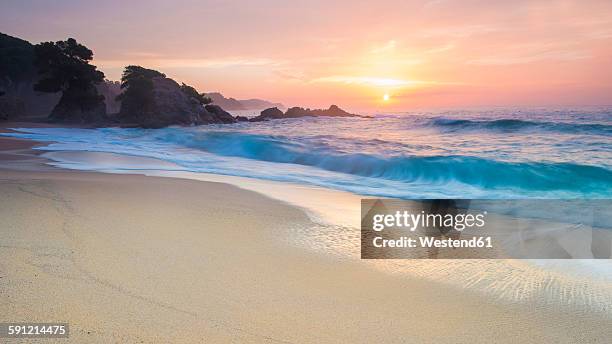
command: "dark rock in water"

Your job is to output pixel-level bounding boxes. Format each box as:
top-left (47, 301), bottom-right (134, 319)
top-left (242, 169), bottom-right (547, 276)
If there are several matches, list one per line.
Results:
top-left (204, 104), bottom-right (236, 124)
top-left (312, 104), bottom-right (357, 117)
top-left (261, 107), bottom-right (285, 119)
top-left (249, 107), bottom-right (285, 122)
top-left (234, 115), bottom-right (249, 122)
top-left (285, 105), bottom-right (359, 118)
top-left (250, 105), bottom-right (361, 122)
top-left (283, 106), bottom-right (309, 118)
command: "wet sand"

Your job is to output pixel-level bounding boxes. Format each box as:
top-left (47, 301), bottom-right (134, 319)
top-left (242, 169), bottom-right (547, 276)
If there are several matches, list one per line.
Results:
top-left (1, 131), bottom-right (611, 343)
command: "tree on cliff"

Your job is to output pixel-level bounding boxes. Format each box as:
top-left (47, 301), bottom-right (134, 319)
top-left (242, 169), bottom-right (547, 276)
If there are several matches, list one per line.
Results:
top-left (116, 65), bottom-right (165, 120)
top-left (0, 32), bottom-right (35, 82)
top-left (180, 83), bottom-right (212, 105)
top-left (33, 38), bottom-right (106, 122)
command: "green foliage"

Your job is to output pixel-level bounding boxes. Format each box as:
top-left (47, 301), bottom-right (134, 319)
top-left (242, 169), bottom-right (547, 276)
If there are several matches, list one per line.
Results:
top-left (0, 32), bottom-right (35, 81)
top-left (33, 38), bottom-right (104, 93)
top-left (180, 83), bottom-right (212, 105)
top-left (116, 66), bottom-right (165, 117)
top-left (119, 65), bottom-right (165, 91)
top-left (32, 38), bottom-right (106, 120)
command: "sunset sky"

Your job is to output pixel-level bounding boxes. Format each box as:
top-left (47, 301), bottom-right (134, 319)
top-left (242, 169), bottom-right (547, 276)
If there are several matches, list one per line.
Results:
top-left (2, 0), bottom-right (612, 111)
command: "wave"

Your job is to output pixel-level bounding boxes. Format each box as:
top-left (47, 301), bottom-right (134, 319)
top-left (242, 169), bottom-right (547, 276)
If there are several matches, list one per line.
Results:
top-left (4, 125), bottom-right (611, 198)
top-left (156, 130), bottom-right (612, 195)
top-left (428, 117), bottom-right (612, 135)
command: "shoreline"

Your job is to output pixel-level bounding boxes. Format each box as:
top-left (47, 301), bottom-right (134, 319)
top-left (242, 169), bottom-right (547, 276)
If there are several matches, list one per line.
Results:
top-left (4, 128), bottom-right (612, 298)
top-left (1, 126), bottom-right (612, 342)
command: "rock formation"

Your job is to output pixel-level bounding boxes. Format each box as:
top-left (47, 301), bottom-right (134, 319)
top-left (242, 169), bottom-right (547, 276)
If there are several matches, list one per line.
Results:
top-left (203, 104), bottom-right (236, 124)
top-left (250, 105), bottom-right (361, 122)
top-left (285, 105), bottom-right (358, 118)
top-left (117, 67), bottom-right (236, 128)
top-left (0, 32), bottom-right (61, 119)
top-left (47, 85), bottom-right (107, 124)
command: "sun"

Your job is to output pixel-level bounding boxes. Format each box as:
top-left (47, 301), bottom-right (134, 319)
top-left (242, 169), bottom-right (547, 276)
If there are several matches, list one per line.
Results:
top-left (383, 93), bottom-right (390, 101)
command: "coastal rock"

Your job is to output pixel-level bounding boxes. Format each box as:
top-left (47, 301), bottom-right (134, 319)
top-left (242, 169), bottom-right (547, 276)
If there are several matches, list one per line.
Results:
top-left (250, 105), bottom-right (361, 122)
top-left (118, 73), bottom-right (235, 128)
top-left (261, 107), bottom-right (285, 119)
top-left (311, 104), bottom-right (357, 117)
top-left (203, 104), bottom-right (236, 124)
top-left (148, 77), bottom-right (203, 126)
top-left (48, 85), bottom-right (108, 124)
top-left (234, 115), bottom-right (249, 122)
top-left (249, 107), bottom-right (284, 122)
top-left (118, 75), bottom-right (200, 128)
top-left (0, 32), bottom-right (61, 118)
top-left (285, 105), bottom-right (359, 118)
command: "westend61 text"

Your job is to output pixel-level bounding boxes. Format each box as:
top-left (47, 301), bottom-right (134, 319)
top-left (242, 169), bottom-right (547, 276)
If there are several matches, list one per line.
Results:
top-left (372, 236), bottom-right (493, 248)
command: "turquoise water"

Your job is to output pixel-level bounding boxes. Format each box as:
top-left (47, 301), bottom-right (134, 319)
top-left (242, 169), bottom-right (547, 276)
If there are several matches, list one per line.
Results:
top-left (4, 107), bottom-right (612, 198)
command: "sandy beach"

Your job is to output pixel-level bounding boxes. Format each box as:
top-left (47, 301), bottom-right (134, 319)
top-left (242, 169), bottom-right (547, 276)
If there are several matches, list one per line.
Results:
top-left (1, 131), bottom-right (611, 343)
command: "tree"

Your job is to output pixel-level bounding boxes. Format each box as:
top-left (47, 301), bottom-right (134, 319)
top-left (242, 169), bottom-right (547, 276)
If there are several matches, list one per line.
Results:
top-left (116, 65), bottom-right (165, 119)
top-left (180, 83), bottom-right (212, 105)
top-left (33, 38), bottom-right (106, 121)
top-left (0, 32), bottom-right (35, 82)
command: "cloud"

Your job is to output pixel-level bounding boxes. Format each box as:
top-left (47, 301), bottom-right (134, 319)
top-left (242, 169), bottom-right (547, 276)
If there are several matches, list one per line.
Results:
top-left (311, 76), bottom-right (453, 88)
top-left (467, 50), bottom-right (590, 65)
top-left (370, 40), bottom-right (397, 54)
top-left (93, 57), bottom-right (281, 69)
top-left (423, 43), bottom-right (455, 54)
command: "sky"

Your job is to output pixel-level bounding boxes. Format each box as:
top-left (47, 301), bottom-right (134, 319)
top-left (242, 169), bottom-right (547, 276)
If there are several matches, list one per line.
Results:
top-left (1, 0), bottom-right (612, 112)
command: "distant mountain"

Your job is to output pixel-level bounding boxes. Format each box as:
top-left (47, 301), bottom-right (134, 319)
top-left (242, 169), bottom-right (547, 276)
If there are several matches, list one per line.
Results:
top-left (239, 98), bottom-right (285, 110)
top-left (207, 92), bottom-right (284, 111)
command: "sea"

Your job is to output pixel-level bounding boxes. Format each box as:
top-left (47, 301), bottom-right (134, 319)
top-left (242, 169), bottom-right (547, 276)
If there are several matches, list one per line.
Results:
top-left (3, 106), bottom-right (612, 312)
top-left (5, 106), bottom-right (612, 199)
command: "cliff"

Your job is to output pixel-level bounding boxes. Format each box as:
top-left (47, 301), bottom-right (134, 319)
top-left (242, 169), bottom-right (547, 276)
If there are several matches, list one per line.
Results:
top-left (0, 32), bottom-right (122, 120)
top-left (117, 71), bottom-right (236, 128)
top-left (0, 32), bottom-right (60, 118)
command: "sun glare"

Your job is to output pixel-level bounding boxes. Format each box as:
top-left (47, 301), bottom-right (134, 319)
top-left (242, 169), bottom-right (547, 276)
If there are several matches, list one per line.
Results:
top-left (383, 94), bottom-right (390, 101)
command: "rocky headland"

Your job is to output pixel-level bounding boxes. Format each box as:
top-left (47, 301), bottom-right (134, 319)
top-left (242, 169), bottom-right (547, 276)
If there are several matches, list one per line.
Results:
top-left (1, 32), bottom-right (363, 128)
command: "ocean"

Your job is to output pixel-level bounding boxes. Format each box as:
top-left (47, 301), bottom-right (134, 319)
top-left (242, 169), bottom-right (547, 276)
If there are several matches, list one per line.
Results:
top-left (4, 106), bottom-right (612, 311)
top-left (5, 106), bottom-right (612, 199)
